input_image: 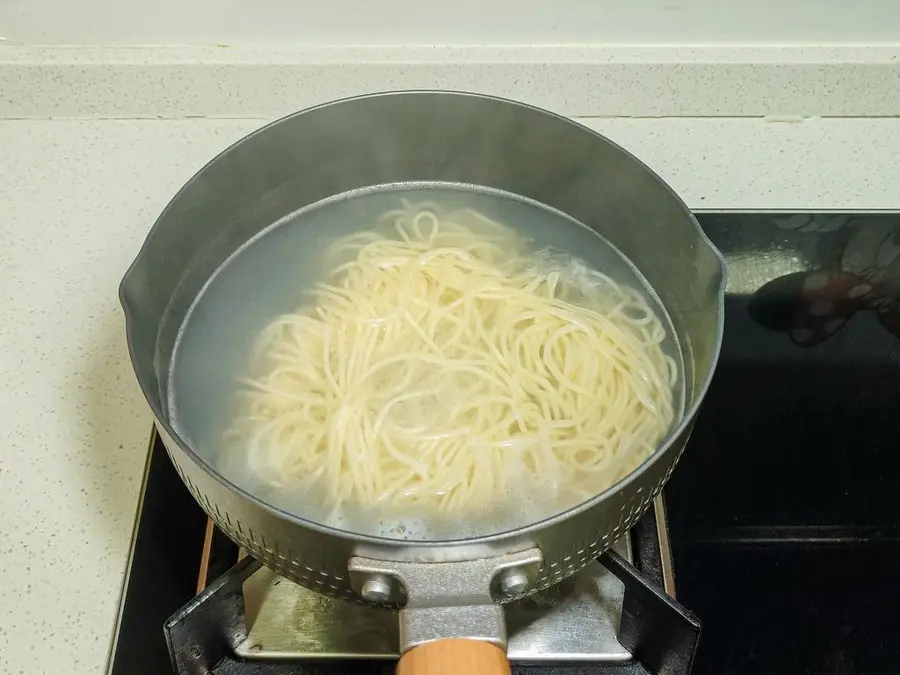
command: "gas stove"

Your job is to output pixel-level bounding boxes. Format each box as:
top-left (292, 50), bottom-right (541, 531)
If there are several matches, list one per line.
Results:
top-left (108, 212), bottom-right (900, 675)
top-left (216, 529), bottom-right (637, 663)
top-left (112, 431), bottom-right (697, 675)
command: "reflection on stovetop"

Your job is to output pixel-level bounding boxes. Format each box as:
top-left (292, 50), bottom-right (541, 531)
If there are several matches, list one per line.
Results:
top-left (109, 213), bottom-right (900, 675)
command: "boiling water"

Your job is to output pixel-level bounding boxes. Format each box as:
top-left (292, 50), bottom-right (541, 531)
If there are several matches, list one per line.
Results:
top-left (169, 184), bottom-right (684, 541)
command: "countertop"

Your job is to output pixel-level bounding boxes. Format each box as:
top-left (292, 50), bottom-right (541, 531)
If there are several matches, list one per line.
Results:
top-left (3, 115), bottom-right (900, 674)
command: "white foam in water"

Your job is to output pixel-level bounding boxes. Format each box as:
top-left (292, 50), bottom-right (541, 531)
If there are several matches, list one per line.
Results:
top-left (168, 183), bottom-right (684, 541)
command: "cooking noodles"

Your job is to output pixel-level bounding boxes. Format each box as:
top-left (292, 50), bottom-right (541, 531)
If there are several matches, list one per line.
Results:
top-left (230, 200), bottom-right (676, 509)
top-left (169, 185), bottom-right (684, 540)
top-left (126, 93), bottom-right (725, 632)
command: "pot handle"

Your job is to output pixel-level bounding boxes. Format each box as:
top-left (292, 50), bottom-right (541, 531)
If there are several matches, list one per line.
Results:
top-left (397, 638), bottom-right (511, 675)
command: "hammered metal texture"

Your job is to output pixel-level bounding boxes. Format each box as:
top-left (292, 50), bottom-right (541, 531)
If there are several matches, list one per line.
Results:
top-left (167, 447), bottom-right (359, 601)
top-left (160, 421), bottom-right (695, 606)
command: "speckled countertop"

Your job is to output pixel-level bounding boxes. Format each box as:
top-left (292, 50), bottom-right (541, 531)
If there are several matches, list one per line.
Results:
top-left (2, 115), bottom-right (900, 674)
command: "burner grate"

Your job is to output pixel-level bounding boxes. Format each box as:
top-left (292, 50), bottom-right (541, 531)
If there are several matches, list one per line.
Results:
top-left (235, 538), bottom-right (630, 663)
top-left (166, 496), bottom-right (699, 674)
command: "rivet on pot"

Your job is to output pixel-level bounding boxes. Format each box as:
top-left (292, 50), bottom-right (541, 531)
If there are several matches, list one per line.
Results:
top-left (498, 568), bottom-right (530, 598)
top-left (360, 574), bottom-right (393, 603)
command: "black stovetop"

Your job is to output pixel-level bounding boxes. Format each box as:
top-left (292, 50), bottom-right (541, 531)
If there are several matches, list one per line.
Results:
top-left (665, 213), bottom-right (900, 675)
top-left (108, 212), bottom-right (900, 675)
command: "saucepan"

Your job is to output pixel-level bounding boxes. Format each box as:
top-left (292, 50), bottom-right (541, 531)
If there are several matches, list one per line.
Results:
top-left (120, 91), bottom-right (726, 673)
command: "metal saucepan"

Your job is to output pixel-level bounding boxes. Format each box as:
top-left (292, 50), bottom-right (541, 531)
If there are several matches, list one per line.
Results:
top-left (120, 91), bottom-right (726, 673)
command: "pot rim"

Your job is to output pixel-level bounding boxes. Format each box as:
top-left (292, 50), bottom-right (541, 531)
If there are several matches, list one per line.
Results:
top-left (120, 89), bottom-right (728, 548)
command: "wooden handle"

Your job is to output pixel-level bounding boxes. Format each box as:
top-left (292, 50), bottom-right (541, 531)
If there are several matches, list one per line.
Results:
top-left (396, 638), bottom-right (510, 675)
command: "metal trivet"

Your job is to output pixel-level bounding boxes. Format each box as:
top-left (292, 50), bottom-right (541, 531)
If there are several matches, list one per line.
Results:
top-left (236, 536), bottom-right (630, 663)
top-left (165, 497), bottom-right (700, 674)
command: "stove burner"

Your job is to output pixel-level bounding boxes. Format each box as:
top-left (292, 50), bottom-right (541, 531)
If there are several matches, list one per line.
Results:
top-left (164, 497), bottom-right (699, 674)
top-left (236, 540), bottom-right (630, 663)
